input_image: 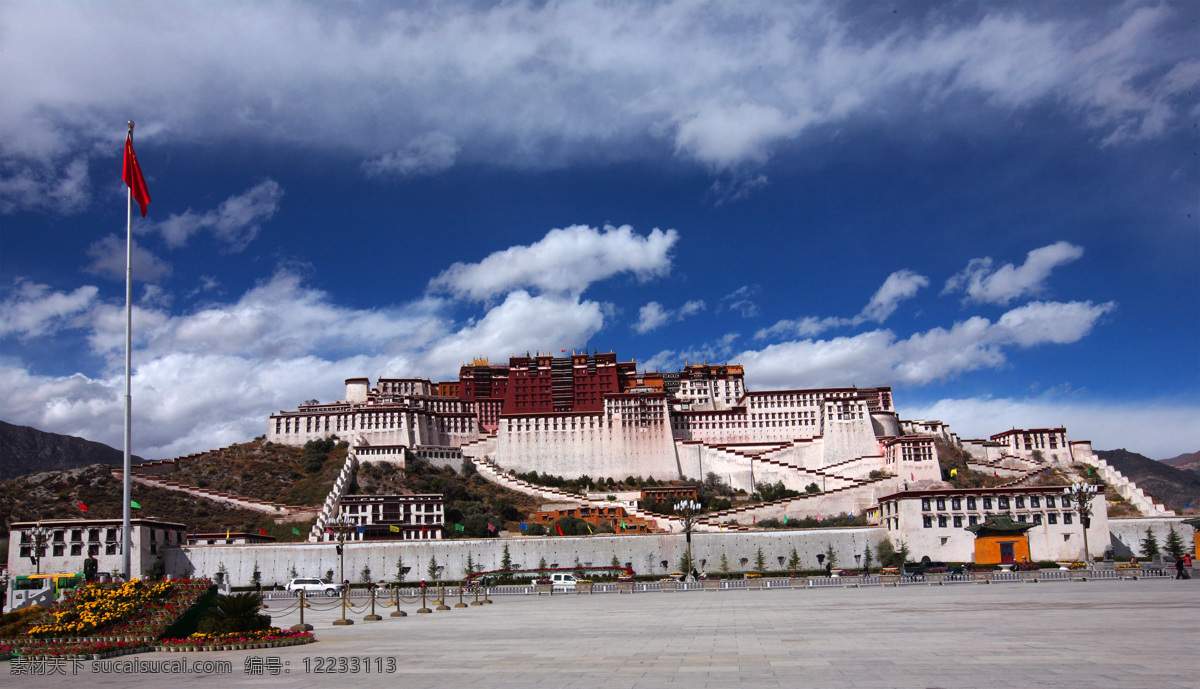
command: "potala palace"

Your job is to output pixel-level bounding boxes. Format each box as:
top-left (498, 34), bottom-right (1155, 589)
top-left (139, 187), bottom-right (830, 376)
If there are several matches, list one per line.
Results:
top-left (264, 351), bottom-right (1174, 546)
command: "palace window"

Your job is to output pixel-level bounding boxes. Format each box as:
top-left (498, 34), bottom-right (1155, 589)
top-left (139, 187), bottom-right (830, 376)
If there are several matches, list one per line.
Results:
top-left (968, 516), bottom-right (978, 526)
top-left (1015, 497), bottom-right (1025, 508)
top-left (1030, 496), bottom-right (1040, 508)
top-left (938, 516), bottom-right (948, 528)
top-left (1061, 496), bottom-right (1071, 508)
top-left (921, 498), bottom-right (931, 511)
top-left (936, 498), bottom-right (945, 510)
top-left (998, 497), bottom-right (1010, 509)
top-left (953, 516), bottom-right (962, 528)
top-left (951, 497), bottom-right (961, 510)
top-left (1017, 515), bottom-right (1027, 522)
top-left (71, 543), bottom-right (83, 556)
top-left (1048, 513), bottom-right (1058, 524)
top-left (1063, 513), bottom-right (1073, 524)
top-left (967, 497), bottom-right (976, 510)
top-left (983, 497), bottom-right (993, 510)
top-left (1033, 514), bottom-right (1042, 525)
top-left (923, 516), bottom-right (932, 528)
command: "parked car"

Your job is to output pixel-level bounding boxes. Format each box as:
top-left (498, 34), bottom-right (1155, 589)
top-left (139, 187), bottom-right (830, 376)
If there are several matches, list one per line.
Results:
top-left (902, 562), bottom-right (966, 579)
top-left (549, 573), bottom-right (577, 591)
top-left (287, 577), bottom-right (346, 597)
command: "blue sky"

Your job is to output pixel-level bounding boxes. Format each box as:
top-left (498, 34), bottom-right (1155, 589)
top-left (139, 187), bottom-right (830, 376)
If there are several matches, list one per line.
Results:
top-left (1, 1), bottom-right (1197, 459)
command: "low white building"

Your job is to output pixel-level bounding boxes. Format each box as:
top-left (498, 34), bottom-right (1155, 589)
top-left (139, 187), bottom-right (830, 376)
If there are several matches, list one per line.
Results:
top-left (8, 518), bottom-right (188, 579)
top-left (876, 487), bottom-right (1110, 563)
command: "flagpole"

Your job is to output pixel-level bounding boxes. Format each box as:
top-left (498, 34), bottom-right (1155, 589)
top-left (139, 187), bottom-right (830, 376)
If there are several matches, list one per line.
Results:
top-left (122, 120), bottom-right (134, 581)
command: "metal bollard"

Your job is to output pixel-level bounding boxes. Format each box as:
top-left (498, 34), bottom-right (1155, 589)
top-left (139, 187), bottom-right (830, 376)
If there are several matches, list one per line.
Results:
top-left (290, 588), bottom-right (313, 632)
top-left (435, 582), bottom-right (451, 611)
top-left (455, 584), bottom-right (468, 608)
top-left (390, 586), bottom-right (407, 617)
top-left (417, 586), bottom-right (432, 614)
top-left (364, 586), bottom-right (382, 621)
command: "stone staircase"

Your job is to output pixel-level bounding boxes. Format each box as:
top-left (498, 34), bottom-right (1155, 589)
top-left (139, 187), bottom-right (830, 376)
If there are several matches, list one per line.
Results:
top-left (1076, 455), bottom-right (1175, 516)
top-left (694, 474), bottom-right (891, 531)
top-left (308, 452), bottom-right (360, 541)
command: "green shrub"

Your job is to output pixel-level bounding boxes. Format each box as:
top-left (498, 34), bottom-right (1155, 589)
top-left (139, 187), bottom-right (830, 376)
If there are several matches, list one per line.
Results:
top-left (198, 592), bottom-right (270, 636)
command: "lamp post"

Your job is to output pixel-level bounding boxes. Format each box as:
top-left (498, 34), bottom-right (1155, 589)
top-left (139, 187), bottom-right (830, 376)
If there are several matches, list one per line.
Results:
top-left (29, 525), bottom-right (50, 575)
top-left (1064, 483), bottom-right (1100, 565)
top-left (674, 499), bottom-right (702, 581)
top-left (329, 514), bottom-right (356, 626)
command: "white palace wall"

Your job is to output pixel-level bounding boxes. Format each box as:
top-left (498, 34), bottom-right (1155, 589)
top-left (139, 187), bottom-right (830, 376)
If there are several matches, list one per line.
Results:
top-left (167, 528), bottom-right (888, 586)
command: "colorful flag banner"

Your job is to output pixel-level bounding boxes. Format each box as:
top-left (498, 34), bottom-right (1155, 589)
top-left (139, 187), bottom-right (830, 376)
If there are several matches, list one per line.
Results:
top-left (586, 523), bottom-right (593, 534)
top-left (783, 515), bottom-right (788, 524)
top-left (356, 526), bottom-right (364, 533)
top-left (621, 520), bottom-right (627, 530)
top-left (555, 523), bottom-right (564, 536)
top-left (292, 527), bottom-right (302, 535)
top-left (123, 132), bottom-right (151, 216)
top-left (455, 523), bottom-right (465, 532)
top-left (325, 527), bottom-right (333, 535)
top-left (390, 525), bottom-right (400, 533)
top-left (226, 529), bottom-right (231, 539)
top-left (993, 470), bottom-right (999, 477)
top-left (950, 469), bottom-right (957, 477)
top-left (130, 501), bottom-right (141, 509)
top-left (259, 528), bottom-right (268, 536)
top-left (816, 513), bottom-right (822, 523)
top-left (487, 523), bottom-right (497, 532)
top-left (519, 523), bottom-right (528, 530)
top-left (78, 502), bottom-right (88, 512)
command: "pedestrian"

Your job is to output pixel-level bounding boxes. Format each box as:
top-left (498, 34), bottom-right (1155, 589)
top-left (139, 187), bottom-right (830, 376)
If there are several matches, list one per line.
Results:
top-left (1175, 556), bottom-right (1186, 580)
top-left (825, 562), bottom-right (832, 578)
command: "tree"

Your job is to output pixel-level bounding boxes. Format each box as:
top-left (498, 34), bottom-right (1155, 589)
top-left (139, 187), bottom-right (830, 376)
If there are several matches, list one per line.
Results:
top-left (754, 547), bottom-right (767, 573)
top-left (823, 543), bottom-right (838, 569)
top-left (395, 555), bottom-right (405, 583)
top-left (805, 483), bottom-right (821, 494)
top-left (720, 552), bottom-right (730, 572)
top-left (610, 554), bottom-right (621, 570)
top-left (677, 551), bottom-right (693, 574)
top-left (251, 562), bottom-right (262, 587)
top-left (1165, 525), bottom-right (1187, 560)
top-left (538, 556), bottom-right (548, 570)
top-left (786, 547), bottom-right (801, 571)
top-left (896, 541), bottom-right (911, 567)
top-left (501, 544), bottom-right (513, 572)
top-left (1141, 527), bottom-right (1161, 557)
top-left (466, 552), bottom-right (475, 578)
top-left (427, 555), bottom-right (439, 581)
top-left (288, 563), bottom-right (299, 580)
top-left (360, 565), bottom-right (373, 584)
top-left (862, 542), bottom-right (873, 572)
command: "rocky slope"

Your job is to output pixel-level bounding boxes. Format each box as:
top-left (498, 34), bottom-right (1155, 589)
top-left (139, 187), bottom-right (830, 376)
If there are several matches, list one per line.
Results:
top-left (0, 420), bottom-right (144, 482)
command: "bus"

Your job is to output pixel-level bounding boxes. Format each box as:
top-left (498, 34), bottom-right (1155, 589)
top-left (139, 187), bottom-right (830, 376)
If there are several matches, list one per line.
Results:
top-left (7, 573), bottom-right (84, 611)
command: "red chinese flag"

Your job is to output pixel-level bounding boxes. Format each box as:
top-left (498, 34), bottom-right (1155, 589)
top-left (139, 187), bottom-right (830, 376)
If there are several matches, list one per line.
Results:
top-left (78, 502), bottom-right (88, 512)
top-left (555, 523), bottom-right (563, 536)
top-left (123, 135), bottom-right (151, 216)
top-left (259, 528), bottom-right (268, 536)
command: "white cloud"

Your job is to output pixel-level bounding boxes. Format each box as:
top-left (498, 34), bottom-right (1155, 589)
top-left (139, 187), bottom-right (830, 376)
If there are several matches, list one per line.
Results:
top-left (756, 269), bottom-right (929, 339)
top-left (719, 285), bottom-right (760, 318)
top-left (633, 299), bottom-right (706, 334)
top-left (739, 300), bottom-right (1113, 390)
top-left (83, 235), bottom-right (173, 283)
top-left (944, 241), bottom-right (1084, 305)
top-left (1, 3), bottom-right (1193, 212)
top-left (0, 280), bottom-right (98, 338)
top-left (153, 180), bottom-right (284, 251)
top-left (861, 270), bottom-right (930, 323)
top-left (429, 224), bottom-right (677, 301)
top-left (904, 396), bottom-right (1200, 460)
top-left (363, 132), bottom-right (459, 178)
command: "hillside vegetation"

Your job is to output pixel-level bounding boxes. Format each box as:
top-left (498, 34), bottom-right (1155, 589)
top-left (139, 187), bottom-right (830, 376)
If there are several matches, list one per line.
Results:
top-left (0, 465), bottom-right (312, 546)
top-left (165, 438), bottom-right (343, 506)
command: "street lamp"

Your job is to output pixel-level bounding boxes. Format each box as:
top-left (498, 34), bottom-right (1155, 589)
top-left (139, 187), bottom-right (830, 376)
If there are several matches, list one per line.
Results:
top-left (1063, 483), bottom-right (1100, 565)
top-left (328, 513), bottom-right (357, 626)
top-left (674, 499), bottom-right (702, 581)
top-left (29, 525), bottom-right (50, 575)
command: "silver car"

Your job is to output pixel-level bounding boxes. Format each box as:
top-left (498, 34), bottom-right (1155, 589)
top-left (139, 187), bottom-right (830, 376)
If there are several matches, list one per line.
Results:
top-left (286, 577), bottom-right (346, 597)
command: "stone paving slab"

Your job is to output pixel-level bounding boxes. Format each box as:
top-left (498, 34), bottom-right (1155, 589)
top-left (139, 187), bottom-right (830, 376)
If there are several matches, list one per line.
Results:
top-left (6, 579), bottom-right (1198, 688)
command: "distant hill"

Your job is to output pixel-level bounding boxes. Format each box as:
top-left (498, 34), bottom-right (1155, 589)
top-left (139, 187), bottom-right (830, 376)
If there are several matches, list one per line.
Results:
top-left (0, 421), bottom-right (145, 482)
top-left (1161, 451), bottom-right (1200, 476)
top-left (1095, 449), bottom-right (1200, 514)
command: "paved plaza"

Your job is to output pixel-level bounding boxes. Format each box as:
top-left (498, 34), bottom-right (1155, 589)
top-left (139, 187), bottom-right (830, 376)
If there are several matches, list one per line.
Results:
top-left (10, 579), bottom-right (1198, 689)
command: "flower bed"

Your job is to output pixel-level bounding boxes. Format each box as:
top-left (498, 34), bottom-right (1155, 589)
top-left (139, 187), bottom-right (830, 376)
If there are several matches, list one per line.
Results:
top-left (0, 645), bottom-right (12, 661)
top-left (2, 579), bottom-right (215, 656)
top-left (157, 628), bottom-right (314, 652)
top-left (1067, 562), bottom-right (1087, 570)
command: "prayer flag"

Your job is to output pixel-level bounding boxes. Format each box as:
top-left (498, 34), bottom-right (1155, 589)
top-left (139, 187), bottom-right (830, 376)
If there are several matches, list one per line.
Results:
top-left (519, 522), bottom-right (528, 530)
top-left (621, 520), bottom-right (627, 530)
top-left (994, 470), bottom-right (998, 477)
top-left (130, 500), bottom-right (141, 509)
top-left (555, 523), bottom-right (563, 536)
top-left (783, 515), bottom-right (788, 524)
top-left (487, 523), bottom-right (497, 532)
top-left (259, 528), bottom-right (267, 536)
top-left (325, 527), bottom-right (333, 535)
top-left (950, 469), bottom-right (957, 477)
top-left (586, 523), bottom-right (593, 534)
top-left (910, 473), bottom-right (915, 481)
top-left (78, 502), bottom-right (88, 512)
top-left (356, 526), bottom-right (364, 533)
top-left (816, 513), bottom-right (822, 523)
top-left (226, 529), bottom-right (231, 539)
top-left (123, 133), bottom-right (151, 216)
top-left (1087, 467), bottom-right (1093, 476)
top-left (455, 523), bottom-right (465, 532)
top-left (292, 527), bottom-right (301, 535)
top-left (390, 525), bottom-right (400, 532)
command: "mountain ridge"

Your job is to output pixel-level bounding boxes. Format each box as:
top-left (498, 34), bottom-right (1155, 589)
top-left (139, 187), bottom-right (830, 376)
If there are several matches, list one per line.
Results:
top-left (0, 420), bottom-right (146, 482)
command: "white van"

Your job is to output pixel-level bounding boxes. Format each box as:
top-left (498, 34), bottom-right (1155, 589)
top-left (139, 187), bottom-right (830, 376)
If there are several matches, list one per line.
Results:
top-left (549, 573), bottom-right (577, 591)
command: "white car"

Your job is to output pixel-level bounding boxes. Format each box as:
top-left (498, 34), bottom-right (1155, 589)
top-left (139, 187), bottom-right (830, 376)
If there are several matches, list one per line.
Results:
top-left (549, 573), bottom-right (577, 591)
top-left (287, 577), bottom-right (346, 597)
